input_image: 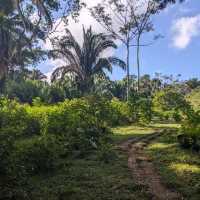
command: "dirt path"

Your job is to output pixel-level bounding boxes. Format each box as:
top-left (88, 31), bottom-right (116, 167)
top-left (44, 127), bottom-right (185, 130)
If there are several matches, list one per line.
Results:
top-left (119, 131), bottom-right (182, 200)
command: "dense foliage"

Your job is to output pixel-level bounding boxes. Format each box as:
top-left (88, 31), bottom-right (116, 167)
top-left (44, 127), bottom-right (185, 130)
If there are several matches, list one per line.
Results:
top-left (0, 0), bottom-right (197, 199)
top-left (178, 110), bottom-right (200, 152)
top-left (0, 95), bottom-right (138, 198)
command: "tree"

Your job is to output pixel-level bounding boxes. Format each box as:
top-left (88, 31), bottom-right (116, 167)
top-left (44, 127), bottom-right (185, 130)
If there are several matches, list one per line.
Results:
top-left (155, 0), bottom-right (185, 9)
top-left (153, 88), bottom-right (191, 117)
top-left (0, 1), bottom-right (47, 80)
top-left (90, 0), bottom-right (186, 99)
top-left (91, 0), bottom-right (138, 100)
top-left (50, 26), bottom-right (126, 95)
top-left (0, 0), bottom-right (84, 79)
top-left (130, 0), bottom-right (160, 91)
top-left (1, 0), bottom-right (83, 28)
top-left (186, 78), bottom-right (200, 90)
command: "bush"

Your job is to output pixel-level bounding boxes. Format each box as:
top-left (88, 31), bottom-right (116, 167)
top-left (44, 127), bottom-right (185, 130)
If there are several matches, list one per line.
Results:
top-left (13, 135), bottom-right (63, 175)
top-left (0, 98), bottom-right (30, 136)
top-left (177, 134), bottom-right (195, 149)
top-left (152, 88), bottom-right (191, 122)
top-left (0, 132), bottom-right (14, 177)
top-left (0, 97), bottom-right (113, 152)
top-left (97, 141), bottom-right (117, 163)
top-left (172, 111), bottom-right (182, 122)
top-left (0, 96), bottom-right (118, 198)
top-left (0, 96), bottom-right (132, 176)
top-left (0, 128), bottom-right (28, 200)
top-left (109, 98), bottom-right (132, 126)
top-left (178, 110), bottom-right (200, 152)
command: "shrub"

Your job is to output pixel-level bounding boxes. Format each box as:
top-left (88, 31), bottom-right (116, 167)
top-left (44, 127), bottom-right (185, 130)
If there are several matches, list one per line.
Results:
top-left (97, 141), bottom-right (117, 163)
top-left (0, 98), bottom-right (30, 136)
top-left (177, 134), bottom-right (195, 149)
top-left (0, 131), bottom-right (14, 177)
top-left (109, 98), bottom-right (132, 126)
top-left (152, 88), bottom-right (191, 122)
top-left (0, 97), bottom-right (117, 198)
top-left (13, 135), bottom-right (63, 175)
top-left (138, 97), bottom-right (152, 123)
top-left (181, 111), bottom-right (200, 138)
top-left (0, 128), bottom-right (28, 200)
top-left (172, 111), bottom-right (182, 122)
top-left (178, 110), bottom-right (200, 152)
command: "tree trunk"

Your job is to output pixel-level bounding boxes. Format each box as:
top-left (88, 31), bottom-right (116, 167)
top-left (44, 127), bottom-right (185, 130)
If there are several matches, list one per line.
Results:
top-left (126, 43), bottom-right (130, 101)
top-left (136, 35), bottom-right (140, 92)
top-left (0, 62), bottom-right (8, 94)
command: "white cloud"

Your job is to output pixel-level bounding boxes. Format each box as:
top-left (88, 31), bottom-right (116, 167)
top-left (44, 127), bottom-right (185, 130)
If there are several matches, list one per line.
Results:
top-left (171, 15), bottom-right (200, 49)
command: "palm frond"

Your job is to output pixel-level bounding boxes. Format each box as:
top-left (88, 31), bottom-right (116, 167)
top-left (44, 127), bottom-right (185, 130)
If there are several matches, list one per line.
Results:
top-left (64, 29), bottom-right (82, 57)
top-left (51, 25), bottom-right (125, 93)
top-left (51, 65), bottom-right (83, 83)
top-left (108, 56), bottom-right (126, 70)
top-left (93, 58), bottom-right (113, 74)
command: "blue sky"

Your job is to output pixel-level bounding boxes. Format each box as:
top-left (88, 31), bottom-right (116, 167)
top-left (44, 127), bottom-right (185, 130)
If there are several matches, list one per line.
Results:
top-left (39, 0), bottom-right (200, 81)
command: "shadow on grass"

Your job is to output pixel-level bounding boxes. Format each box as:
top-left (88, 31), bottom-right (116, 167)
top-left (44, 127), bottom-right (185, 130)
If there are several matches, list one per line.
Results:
top-left (27, 150), bottom-right (149, 200)
top-left (111, 123), bottom-right (179, 143)
top-left (112, 127), bottom-right (155, 143)
top-left (146, 133), bottom-right (200, 200)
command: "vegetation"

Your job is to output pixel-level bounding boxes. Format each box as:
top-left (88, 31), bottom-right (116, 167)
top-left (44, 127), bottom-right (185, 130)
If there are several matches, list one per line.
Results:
top-left (0, 0), bottom-right (198, 199)
top-left (186, 87), bottom-right (200, 111)
top-left (146, 130), bottom-right (200, 200)
top-left (50, 26), bottom-right (126, 94)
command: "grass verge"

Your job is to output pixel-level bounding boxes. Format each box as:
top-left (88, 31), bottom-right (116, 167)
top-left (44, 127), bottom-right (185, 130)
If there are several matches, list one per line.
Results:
top-left (112, 123), bottom-right (180, 143)
top-left (23, 150), bottom-right (148, 200)
top-left (145, 130), bottom-right (200, 200)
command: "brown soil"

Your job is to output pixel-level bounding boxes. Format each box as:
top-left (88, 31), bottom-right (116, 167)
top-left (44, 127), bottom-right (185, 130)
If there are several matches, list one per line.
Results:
top-left (119, 132), bottom-right (183, 200)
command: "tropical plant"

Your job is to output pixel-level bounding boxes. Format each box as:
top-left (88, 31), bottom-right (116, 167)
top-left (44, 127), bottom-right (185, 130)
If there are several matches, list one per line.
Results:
top-left (0, 0), bottom-right (83, 79)
top-left (0, 4), bottom-right (45, 80)
top-left (50, 26), bottom-right (126, 94)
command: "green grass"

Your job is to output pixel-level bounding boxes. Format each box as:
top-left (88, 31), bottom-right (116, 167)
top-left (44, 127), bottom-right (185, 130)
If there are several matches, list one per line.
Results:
top-left (14, 123), bottom-right (187, 200)
top-left (112, 123), bottom-right (180, 143)
top-left (24, 150), bottom-right (148, 200)
top-left (145, 131), bottom-right (200, 200)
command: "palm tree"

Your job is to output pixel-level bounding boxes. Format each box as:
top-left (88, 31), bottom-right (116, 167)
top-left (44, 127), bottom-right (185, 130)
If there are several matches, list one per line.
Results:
top-left (0, 0), bottom-right (47, 79)
top-left (0, 15), bottom-right (45, 79)
top-left (1, 0), bottom-right (55, 27)
top-left (50, 26), bottom-right (126, 94)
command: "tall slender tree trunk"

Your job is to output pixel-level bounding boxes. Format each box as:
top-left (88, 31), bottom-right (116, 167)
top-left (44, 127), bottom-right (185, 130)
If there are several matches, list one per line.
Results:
top-left (126, 43), bottom-right (130, 101)
top-left (136, 35), bottom-right (140, 92)
top-left (0, 62), bottom-right (8, 94)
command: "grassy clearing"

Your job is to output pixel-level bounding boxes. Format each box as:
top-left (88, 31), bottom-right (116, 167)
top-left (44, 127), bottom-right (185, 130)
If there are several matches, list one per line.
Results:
top-left (146, 131), bottom-right (200, 200)
top-left (23, 150), bottom-right (148, 200)
top-left (13, 123), bottom-right (184, 200)
top-left (21, 123), bottom-right (180, 199)
top-left (112, 123), bottom-right (180, 143)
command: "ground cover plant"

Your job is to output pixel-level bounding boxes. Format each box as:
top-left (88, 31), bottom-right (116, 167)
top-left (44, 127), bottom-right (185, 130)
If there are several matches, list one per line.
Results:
top-left (0, 0), bottom-right (199, 199)
top-left (0, 96), bottom-right (141, 199)
top-left (146, 130), bottom-right (200, 200)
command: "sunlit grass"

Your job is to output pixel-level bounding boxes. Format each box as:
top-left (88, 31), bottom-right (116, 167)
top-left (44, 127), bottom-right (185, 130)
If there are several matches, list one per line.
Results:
top-left (169, 163), bottom-right (200, 174)
top-left (112, 125), bottom-right (156, 135)
top-left (148, 142), bottom-right (175, 150)
top-left (112, 123), bottom-right (180, 143)
top-left (112, 125), bottom-right (156, 142)
top-left (146, 132), bottom-right (200, 199)
top-left (148, 123), bottom-right (180, 129)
